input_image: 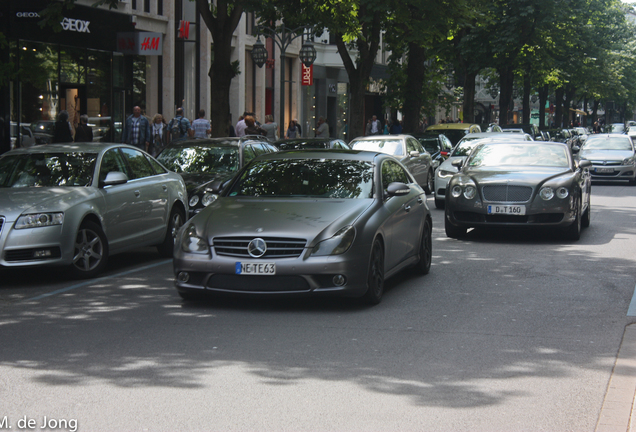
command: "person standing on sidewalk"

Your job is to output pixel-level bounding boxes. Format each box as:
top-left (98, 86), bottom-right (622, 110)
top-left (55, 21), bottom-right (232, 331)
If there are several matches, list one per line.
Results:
top-left (122, 106), bottom-right (151, 150)
top-left (192, 109), bottom-right (211, 138)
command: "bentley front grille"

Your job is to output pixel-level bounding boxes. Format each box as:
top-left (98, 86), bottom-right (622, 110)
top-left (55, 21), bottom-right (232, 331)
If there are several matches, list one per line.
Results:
top-left (482, 185), bottom-right (533, 202)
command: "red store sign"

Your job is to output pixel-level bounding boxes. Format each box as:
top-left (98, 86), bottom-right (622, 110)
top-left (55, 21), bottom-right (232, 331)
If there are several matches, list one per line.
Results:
top-left (301, 64), bottom-right (313, 86)
top-left (116, 32), bottom-right (163, 55)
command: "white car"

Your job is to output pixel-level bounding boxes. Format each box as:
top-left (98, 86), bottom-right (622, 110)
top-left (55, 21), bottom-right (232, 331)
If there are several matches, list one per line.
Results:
top-left (10, 123), bottom-right (35, 149)
top-left (434, 133), bottom-right (533, 208)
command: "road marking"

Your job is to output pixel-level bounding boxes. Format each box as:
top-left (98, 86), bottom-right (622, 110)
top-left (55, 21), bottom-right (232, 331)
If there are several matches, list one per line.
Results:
top-left (629, 284), bottom-right (636, 317)
top-left (24, 259), bottom-right (172, 302)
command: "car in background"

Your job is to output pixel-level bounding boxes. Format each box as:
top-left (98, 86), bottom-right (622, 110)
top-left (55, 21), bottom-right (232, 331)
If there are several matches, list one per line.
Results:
top-left (433, 132), bottom-right (533, 209)
top-left (571, 127), bottom-right (589, 145)
top-left (424, 123), bottom-right (482, 146)
top-left (30, 120), bottom-right (55, 144)
top-left (10, 123), bottom-right (35, 149)
top-left (173, 149), bottom-right (432, 305)
top-left (0, 143), bottom-right (188, 278)
top-left (578, 134), bottom-right (636, 185)
top-left (274, 138), bottom-right (351, 150)
top-left (479, 123), bottom-right (503, 133)
top-left (501, 123), bottom-right (543, 141)
top-left (606, 123), bottom-right (626, 134)
top-left (88, 117), bottom-right (112, 142)
top-left (411, 133), bottom-right (453, 170)
top-left (544, 128), bottom-right (576, 147)
top-left (444, 141), bottom-right (592, 241)
top-left (156, 136), bottom-right (278, 217)
top-left (349, 134), bottom-right (435, 193)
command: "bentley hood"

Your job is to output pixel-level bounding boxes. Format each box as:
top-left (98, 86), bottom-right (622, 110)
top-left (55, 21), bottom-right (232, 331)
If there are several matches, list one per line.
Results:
top-left (462, 166), bottom-right (574, 186)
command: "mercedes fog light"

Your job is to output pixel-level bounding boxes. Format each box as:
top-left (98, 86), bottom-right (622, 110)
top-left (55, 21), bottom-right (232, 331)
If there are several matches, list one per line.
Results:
top-left (333, 275), bottom-right (346, 286)
top-left (177, 272), bottom-right (190, 283)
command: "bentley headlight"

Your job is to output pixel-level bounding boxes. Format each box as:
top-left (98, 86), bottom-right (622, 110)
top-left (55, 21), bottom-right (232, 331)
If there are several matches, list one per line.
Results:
top-left (311, 226), bottom-right (355, 256)
top-left (463, 185), bottom-right (476, 200)
top-left (181, 223), bottom-right (209, 254)
top-left (437, 169), bottom-right (455, 179)
top-left (188, 195), bottom-right (200, 207)
top-left (451, 185), bottom-right (463, 198)
top-left (539, 186), bottom-right (554, 200)
top-left (15, 213), bottom-right (64, 229)
top-left (556, 187), bottom-right (569, 199)
top-left (201, 193), bottom-right (218, 207)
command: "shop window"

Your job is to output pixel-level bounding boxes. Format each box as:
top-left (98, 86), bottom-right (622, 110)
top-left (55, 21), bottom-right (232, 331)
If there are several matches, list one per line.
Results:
top-left (17, 41), bottom-right (59, 125)
top-left (88, 49), bottom-right (113, 142)
top-left (133, 56), bottom-right (147, 113)
top-left (60, 47), bottom-right (86, 85)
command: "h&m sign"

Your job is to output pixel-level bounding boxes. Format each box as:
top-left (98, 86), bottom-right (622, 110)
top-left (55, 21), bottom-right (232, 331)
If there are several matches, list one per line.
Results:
top-left (116, 32), bottom-right (163, 56)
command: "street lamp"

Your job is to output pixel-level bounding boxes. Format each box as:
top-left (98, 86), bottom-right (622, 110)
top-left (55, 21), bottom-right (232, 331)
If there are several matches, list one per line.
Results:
top-left (251, 24), bottom-right (317, 134)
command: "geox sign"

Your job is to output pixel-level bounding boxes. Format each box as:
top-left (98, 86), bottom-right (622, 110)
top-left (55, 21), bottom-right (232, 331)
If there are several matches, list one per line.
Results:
top-left (61, 18), bottom-right (91, 33)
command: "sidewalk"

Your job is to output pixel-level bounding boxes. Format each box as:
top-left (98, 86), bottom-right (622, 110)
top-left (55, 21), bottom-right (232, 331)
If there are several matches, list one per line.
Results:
top-left (595, 324), bottom-right (636, 432)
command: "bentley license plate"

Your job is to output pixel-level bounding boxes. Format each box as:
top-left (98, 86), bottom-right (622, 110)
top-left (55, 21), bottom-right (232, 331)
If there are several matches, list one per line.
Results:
top-left (487, 205), bottom-right (526, 215)
top-left (595, 167), bottom-right (614, 173)
top-left (235, 262), bottom-right (276, 275)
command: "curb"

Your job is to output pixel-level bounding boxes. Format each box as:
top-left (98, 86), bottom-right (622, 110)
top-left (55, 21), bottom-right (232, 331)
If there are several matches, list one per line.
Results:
top-left (596, 324), bottom-right (636, 432)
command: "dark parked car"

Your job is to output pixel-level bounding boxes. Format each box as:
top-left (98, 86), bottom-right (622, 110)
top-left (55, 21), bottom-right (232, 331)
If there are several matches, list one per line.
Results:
top-left (156, 137), bottom-right (278, 218)
top-left (30, 120), bottom-right (56, 144)
top-left (412, 133), bottom-right (453, 170)
top-left (444, 141), bottom-right (592, 241)
top-left (501, 123), bottom-right (543, 141)
top-left (274, 138), bottom-right (351, 150)
top-left (174, 150), bottom-right (432, 305)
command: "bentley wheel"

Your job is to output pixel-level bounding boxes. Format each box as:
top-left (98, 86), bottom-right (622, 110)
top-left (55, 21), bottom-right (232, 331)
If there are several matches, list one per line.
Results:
top-left (414, 219), bottom-right (432, 275)
top-left (434, 197), bottom-right (445, 209)
top-left (158, 207), bottom-right (185, 257)
top-left (363, 239), bottom-right (385, 305)
top-left (444, 210), bottom-right (467, 238)
top-left (564, 197), bottom-right (582, 241)
top-left (69, 221), bottom-right (109, 279)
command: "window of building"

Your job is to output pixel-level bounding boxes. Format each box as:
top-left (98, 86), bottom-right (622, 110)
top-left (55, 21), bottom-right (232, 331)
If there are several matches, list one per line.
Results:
top-left (158, 0), bottom-right (163, 15)
top-left (144, 0), bottom-right (150, 13)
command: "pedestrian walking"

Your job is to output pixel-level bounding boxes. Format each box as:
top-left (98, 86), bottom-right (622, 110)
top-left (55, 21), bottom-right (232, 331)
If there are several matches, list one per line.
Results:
top-left (192, 109), bottom-right (211, 138)
top-left (383, 119), bottom-right (390, 135)
top-left (244, 115), bottom-right (266, 136)
top-left (370, 115), bottom-right (381, 135)
top-left (315, 117), bottom-right (329, 138)
top-left (365, 118), bottom-right (372, 136)
top-left (73, 114), bottom-right (93, 142)
top-left (389, 117), bottom-right (403, 134)
top-left (261, 115), bottom-right (278, 140)
top-left (235, 112), bottom-right (248, 137)
top-left (52, 110), bottom-right (74, 143)
top-left (167, 107), bottom-right (192, 143)
top-left (151, 113), bottom-right (168, 156)
top-left (286, 120), bottom-right (299, 139)
top-left (122, 105), bottom-right (151, 150)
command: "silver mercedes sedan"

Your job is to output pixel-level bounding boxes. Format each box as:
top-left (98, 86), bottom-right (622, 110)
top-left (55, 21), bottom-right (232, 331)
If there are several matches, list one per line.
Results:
top-left (0, 143), bottom-right (188, 278)
top-left (173, 150), bottom-right (433, 305)
top-left (578, 134), bottom-right (636, 184)
top-left (444, 141), bottom-right (592, 241)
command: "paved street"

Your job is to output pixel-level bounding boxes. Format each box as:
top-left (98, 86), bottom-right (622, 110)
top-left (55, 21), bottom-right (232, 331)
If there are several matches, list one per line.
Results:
top-left (1, 184), bottom-right (635, 432)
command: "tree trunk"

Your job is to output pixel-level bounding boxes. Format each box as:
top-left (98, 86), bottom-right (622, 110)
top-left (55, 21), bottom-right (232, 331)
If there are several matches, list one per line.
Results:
top-left (554, 87), bottom-right (564, 128)
top-left (522, 73), bottom-right (531, 124)
top-left (402, 42), bottom-right (426, 133)
top-left (462, 71), bottom-right (476, 124)
top-left (538, 84), bottom-right (548, 129)
top-left (196, 0), bottom-right (243, 137)
top-left (562, 85), bottom-right (575, 127)
top-left (498, 66), bottom-right (514, 125)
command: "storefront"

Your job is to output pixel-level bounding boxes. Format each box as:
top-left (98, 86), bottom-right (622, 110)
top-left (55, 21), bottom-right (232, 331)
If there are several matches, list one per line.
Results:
top-left (1, 0), bottom-right (138, 148)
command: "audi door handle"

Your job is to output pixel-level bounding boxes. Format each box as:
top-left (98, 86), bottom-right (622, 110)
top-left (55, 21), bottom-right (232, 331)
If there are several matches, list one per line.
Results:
top-left (405, 205), bottom-right (411, 212)
top-left (134, 190), bottom-right (141, 198)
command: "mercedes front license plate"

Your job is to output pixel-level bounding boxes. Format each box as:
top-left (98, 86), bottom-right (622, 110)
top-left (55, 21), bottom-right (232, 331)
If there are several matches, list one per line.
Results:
top-left (235, 262), bottom-right (276, 275)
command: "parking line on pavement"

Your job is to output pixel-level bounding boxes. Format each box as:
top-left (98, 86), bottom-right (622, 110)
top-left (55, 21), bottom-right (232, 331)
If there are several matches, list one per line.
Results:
top-left (629, 284), bottom-right (636, 317)
top-left (24, 259), bottom-right (173, 302)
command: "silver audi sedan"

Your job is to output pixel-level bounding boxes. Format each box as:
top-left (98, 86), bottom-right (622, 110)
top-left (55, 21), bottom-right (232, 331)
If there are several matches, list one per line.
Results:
top-left (174, 150), bottom-right (433, 305)
top-left (578, 134), bottom-right (636, 184)
top-left (0, 143), bottom-right (188, 278)
top-left (444, 141), bottom-right (592, 241)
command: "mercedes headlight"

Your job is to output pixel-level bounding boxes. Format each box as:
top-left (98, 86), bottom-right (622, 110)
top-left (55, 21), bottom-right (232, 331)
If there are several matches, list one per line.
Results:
top-left (15, 213), bottom-right (64, 229)
top-left (180, 223), bottom-right (209, 254)
top-left (311, 226), bottom-right (355, 256)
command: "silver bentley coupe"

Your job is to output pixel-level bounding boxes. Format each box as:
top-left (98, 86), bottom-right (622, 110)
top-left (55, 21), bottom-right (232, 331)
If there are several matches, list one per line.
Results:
top-left (0, 143), bottom-right (188, 278)
top-left (173, 150), bottom-right (433, 304)
top-left (444, 141), bottom-right (592, 240)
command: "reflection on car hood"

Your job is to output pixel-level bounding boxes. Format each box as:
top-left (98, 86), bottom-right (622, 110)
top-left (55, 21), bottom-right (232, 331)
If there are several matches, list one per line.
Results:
top-left (195, 197), bottom-right (373, 245)
top-left (463, 166), bottom-right (573, 185)
top-left (179, 172), bottom-right (234, 194)
top-left (580, 149), bottom-right (634, 161)
top-left (0, 187), bottom-right (96, 221)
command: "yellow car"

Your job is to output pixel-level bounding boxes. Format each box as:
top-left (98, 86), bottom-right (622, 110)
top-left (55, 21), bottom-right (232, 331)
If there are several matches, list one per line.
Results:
top-left (424, 123), bottom-right (481, 146)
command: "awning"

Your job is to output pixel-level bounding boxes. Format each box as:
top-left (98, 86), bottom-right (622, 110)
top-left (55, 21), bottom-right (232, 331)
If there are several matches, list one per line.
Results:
top-left (569, 108), bottom-right (588, 116)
